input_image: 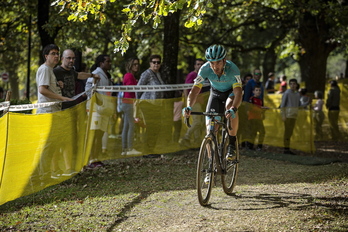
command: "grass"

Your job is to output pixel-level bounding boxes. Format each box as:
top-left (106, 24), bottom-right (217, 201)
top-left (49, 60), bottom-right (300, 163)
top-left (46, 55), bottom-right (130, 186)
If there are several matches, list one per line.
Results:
top-left (0, 149), bottom-right (347, 231)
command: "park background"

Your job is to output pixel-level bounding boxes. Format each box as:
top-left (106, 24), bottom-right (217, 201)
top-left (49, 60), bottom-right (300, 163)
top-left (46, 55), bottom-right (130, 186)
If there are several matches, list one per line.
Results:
top-left (0, 0), bottom-right (348, 209)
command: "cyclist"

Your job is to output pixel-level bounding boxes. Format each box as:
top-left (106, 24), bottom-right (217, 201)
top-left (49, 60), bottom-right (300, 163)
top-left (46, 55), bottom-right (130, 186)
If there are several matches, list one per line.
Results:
top-left (183, 44), bottom-right (242, 161)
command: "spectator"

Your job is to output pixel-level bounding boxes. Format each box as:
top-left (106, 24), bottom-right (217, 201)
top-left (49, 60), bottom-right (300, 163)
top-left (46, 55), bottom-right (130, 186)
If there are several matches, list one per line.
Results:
top-left (326, 80), bottom-right (341, 140)
top-left (75, 62), bottom-right (89, 96)
top-left (179, 58), bottom-right (205, 147)
top-left (313, 90), bottom-right (325, 140)
top-left (265, 72), bottom-right (276, 94)
top-left (280, 78), bottom-right (300, 155)
top-left (137, 54), bottom-right (165, 157)
top-left (278, 75), bottom-right (287, 93)
top-left (54, 49), bottom-right (99, 109)
top-left (35, 44), bottom-right (74, 179)
top-left (109, 77), bottom-right (124, 139)
top-left (247, 85), bottom-right (266, 151)
top-left (242, 73), bottom-right (253, 92)
top-left (120, 58), bottom-right (142, 156)
top-left (239, 73), bottom-right (252, 149)
top-left (276, 84), bottom-right (287, 94)
top-left (299, 88), bottom-right (311, 109)
top-left (85, 54), bottom-right (113, 168)
top-left (243, 69), bottom-right (264, 102)
top-left (276, 76), bottom-right (281, 84)
top-left (243, 69), bottom-right (264, 149)
top-left (36, 44), bottom-right (72, 113)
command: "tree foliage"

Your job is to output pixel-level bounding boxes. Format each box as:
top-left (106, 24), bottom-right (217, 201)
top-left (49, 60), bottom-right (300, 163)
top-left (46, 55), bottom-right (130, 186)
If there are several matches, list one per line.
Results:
top-left (52, 0), bottom-right (212, 54)
top-left (1, 0), bottom-right (348, 100)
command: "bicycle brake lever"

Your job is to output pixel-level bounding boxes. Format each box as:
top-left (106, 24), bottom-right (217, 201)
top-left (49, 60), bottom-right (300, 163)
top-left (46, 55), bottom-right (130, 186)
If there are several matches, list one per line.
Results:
top-left (184, 117), bottom-right (191, 128)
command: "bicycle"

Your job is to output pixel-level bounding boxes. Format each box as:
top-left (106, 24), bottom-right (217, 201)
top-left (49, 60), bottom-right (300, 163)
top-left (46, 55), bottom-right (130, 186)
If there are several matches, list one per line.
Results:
top-left (185, 111), bottom-right (240, 206)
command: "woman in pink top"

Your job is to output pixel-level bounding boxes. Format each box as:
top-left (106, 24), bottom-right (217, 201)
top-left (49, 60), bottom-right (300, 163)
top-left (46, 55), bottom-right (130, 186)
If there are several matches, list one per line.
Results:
top-left (121, 58), bottom-right (142, 156)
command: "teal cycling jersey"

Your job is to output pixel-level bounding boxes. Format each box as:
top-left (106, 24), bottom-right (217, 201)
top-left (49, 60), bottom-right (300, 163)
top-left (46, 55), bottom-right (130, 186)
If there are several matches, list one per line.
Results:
top-left (193, 60), bottom-right (242, 92)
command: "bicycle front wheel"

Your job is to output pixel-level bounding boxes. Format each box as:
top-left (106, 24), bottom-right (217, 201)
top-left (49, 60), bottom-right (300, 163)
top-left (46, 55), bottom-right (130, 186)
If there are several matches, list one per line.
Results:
top-left (221, 135), bottom-right (239, 195)
top-left (196, 136), bottom-right (215, 206)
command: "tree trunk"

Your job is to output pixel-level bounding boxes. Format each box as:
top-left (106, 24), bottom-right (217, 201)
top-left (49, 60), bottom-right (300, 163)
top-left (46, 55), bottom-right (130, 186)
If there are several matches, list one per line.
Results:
top-left (8, 70), bottom-right (19, 99)
top-left (262, 31), bottom-right (287, 84)
top-left (297, 12), bottom-right (338, 93)
top-left (162, 10), bottom-right (180, 97)
top-left (37, 0), bottom-right (57, 64)
top-left (160, 11), bottom-right (180, 145)
top-left (262, 48), bottom-right (277, 85)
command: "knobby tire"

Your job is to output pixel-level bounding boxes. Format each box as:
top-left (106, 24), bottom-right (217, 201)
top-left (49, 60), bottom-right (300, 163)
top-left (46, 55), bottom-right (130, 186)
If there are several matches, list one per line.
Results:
top-left (221, 135), bottom-right (239, 195)
top-left (196, 136), bottom-right (215, 206)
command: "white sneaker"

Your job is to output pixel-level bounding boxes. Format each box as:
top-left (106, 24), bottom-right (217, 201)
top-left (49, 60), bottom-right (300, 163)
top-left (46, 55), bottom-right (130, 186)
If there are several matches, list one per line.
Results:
top-left (204, 174), bottom-right (210, 184)
top-left (109, 134), bottom-right (117, 139)
top-left (121, 150), bottom-right (127, 156)
top-left (127, 148), bottom-right (142, 155)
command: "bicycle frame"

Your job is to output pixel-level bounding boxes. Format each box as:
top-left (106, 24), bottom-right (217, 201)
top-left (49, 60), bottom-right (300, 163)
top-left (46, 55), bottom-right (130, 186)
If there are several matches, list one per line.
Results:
top-left (186, 112), bottom-right (229, 174)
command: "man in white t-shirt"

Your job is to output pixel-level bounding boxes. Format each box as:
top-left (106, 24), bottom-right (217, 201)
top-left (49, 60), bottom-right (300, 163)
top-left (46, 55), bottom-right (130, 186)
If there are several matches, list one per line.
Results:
top-left (36, 44), bottom-right (72, 113)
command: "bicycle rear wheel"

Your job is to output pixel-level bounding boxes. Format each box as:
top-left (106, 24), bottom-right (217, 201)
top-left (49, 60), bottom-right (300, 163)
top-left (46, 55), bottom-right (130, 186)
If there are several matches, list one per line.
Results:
top-left (221, 135), bottom-right (239, 195)
top-left (196, 136), bottom-right (215, 206)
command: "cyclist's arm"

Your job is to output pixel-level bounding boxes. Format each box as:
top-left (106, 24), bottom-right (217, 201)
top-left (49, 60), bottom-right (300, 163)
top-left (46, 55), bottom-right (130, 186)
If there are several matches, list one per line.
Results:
top-left (187, 85), bottom-right (202, 108)
top-left (226, 86), bottom-right (242, 110)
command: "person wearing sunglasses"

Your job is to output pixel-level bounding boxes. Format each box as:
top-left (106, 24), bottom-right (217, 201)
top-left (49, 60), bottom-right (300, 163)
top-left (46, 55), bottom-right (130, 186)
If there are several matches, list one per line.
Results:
top-left (136, 54), bottom-right (165, 157)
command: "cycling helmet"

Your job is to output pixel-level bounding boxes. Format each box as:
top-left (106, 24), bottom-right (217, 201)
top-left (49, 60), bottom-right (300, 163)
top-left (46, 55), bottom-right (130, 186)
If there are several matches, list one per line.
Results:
top-left (205, 44), bottom-right (227, 62)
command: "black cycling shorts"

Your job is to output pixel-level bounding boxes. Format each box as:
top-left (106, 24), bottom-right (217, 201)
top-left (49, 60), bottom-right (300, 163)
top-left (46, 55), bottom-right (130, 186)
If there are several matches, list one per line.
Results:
top-left (206, 87), bottom-right (233, 114)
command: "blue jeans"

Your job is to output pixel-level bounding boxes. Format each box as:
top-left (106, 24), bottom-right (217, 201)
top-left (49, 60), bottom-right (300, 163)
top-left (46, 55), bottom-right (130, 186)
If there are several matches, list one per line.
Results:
top-left (121, 103), bottom-right (135, 150)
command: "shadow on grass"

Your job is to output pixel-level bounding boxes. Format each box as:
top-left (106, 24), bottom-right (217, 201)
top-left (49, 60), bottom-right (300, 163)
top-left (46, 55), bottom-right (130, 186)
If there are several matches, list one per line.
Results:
top-left (204, 189), bottom-right (347, 226)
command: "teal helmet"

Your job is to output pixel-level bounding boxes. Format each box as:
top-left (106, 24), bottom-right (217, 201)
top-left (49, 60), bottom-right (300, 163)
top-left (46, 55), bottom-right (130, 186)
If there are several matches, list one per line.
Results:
top-left (205, 44), bottom-right (227, 62)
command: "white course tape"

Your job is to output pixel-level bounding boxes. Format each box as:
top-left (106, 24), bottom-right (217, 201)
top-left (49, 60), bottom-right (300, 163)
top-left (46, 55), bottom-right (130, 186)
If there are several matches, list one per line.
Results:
top-left (7, 83), bottom-right (208, 111)
top-left (9, 102), bottom-right (60, 112)
top-left (8, 87), bottom-right (94, 112)
top-left (95, 83), bottom-right (197, 92)
top-left (0, 101), bottom-right (10, 111)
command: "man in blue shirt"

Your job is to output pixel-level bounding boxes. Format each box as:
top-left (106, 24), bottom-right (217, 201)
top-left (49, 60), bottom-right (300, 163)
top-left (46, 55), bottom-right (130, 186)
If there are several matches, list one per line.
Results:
top-left (243, 69), bottom-right (264, 102)
top-left (183, 44), bottom-right (242, 161)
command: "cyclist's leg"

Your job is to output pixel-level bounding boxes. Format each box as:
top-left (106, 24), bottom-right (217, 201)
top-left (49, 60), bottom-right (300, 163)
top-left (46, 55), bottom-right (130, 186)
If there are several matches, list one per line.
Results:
top-left (225, 96), bottom-right (239, 136)
top-left (205, 89), bottom-right (224, 134)
top-left (225, 96), bottom-right (239, 159)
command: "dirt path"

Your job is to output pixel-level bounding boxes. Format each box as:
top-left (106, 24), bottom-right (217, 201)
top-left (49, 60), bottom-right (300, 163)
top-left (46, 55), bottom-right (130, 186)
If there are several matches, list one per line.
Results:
top-left (113, 178), bottom-right (347, 231)
top-left (110, 151), bottom-right (347, 232)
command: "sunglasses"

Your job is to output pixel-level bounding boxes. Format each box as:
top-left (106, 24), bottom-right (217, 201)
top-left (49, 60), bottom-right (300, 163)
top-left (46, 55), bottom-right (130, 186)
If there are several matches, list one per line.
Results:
top-left (49, 52), bottom-right (60, 56)
top-left (254, 72), bottom-right (262, 75)
top-left (151, 61), bottom-right (161, 64)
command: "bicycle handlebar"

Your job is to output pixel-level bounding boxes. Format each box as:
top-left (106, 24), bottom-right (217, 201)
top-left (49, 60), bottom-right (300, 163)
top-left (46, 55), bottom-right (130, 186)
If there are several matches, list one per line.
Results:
top-left (184, 111), bottom-right (232, 130)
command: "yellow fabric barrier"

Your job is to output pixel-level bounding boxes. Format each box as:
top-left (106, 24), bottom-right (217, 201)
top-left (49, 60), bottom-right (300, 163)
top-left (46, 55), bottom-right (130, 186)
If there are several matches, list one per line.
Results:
top-left (0, 103), bottom-right (89, 205)
top-left (0, 114), bottom-right (8, 188)
top-left (0, 80), bottom-right (347, 206)
top-left (239, 102), bottom-right (315, 152)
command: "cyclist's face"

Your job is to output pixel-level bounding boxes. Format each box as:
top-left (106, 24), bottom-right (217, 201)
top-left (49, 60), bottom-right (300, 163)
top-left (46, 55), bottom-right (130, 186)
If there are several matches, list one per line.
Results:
top-left (209, 59), bottom-right (226, 76)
